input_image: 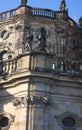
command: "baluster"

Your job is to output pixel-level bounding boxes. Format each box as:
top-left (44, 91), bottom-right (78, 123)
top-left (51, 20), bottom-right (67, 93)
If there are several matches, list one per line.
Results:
top-left (49, 12), bottom-right (51, 17)
top-left (47, 11), bottom-right (49, 17)
top-left (34, 10), bottom-right (35, 15)
top-left (33, 10), bottom-right (35, 15)
top-left (3, 63), bottom-right (6, 73)
top-left (0, 62), bottom-right (3, 74)
top-left (36, 10), bottom-right (38, 15)
top-left (13, 61), bottom-right (16, 72)
top-left (14, 60), bottom-right (17, 72)
top-left (2, 63), bottom-right (9, 76)
top-left (3, 63), bottom-right (7, 73)
top-left (44, 11), bottom-right (45, 16)
top-left (42, 11), bottom-right (44, 16)
top-left (35, 10), bottom-right (37, 15)
top-left (11, 61), bottom-right (15, 72)
top-left (78, 62), bottom-right (80, 72)
top-left (52, 12), bottom-right (53, 17)
top-left (7, 62), bottom-right (10, 74)
top-left (9, 62), bottom-right (12, 74)
top-left (32, 10), bottom-right (34, 15)
top-left (64, 60), bottom-right (67, 72)
top-left (40, 11), bottom-right (42, 16)
top-left (48, 12), bottom-right (49, 17)
top-left (37, 10), bottom-right (39, 15)
top-left (11, 61), bottom-right (13, 72)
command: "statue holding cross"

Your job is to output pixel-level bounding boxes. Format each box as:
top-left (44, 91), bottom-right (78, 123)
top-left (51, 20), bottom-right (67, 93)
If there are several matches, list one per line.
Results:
top-left (21, 0), bottom-right (27, 6)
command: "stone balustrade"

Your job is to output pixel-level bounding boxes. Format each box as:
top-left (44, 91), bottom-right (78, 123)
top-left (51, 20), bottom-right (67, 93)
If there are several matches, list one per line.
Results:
top-left (0, 54), bottom-right (82, 79)
top-left (0, 54), bottom-right (30, 78)
top-left (30, 53), bottom-right (82, 77)
top-left (52, 57), bottom-right (82, 77)
top-left (0, 10), bottom-right (16, 21)
top-left (0, 7), bottom-right (55, 21)
top-left (2, 60), bottom-right (17, 75)
top-left (32, 8), bottom-right (55, 18)
top-left (0, 6), bottom-right (77, 29)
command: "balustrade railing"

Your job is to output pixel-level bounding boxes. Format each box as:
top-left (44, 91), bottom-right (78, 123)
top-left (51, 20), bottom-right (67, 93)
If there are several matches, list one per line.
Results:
top-left (3, 60), bottom-right (17, 75)
top-left (52, 58), bottom-right (82, 76)
top-left (0, 56), bottom-right (82, 78)
top-left (0, 8), bottom-right (55, 22)
top-left (0, 6), bottom-right (78, 30)
top-left (0, 10), bottom-right (16, 21)
top-left (32, 8), bottom-right (55, 18)
top-left (0, 54), bottom-right (30, 78)
top-left (0, 59), bottom-right (17, 78)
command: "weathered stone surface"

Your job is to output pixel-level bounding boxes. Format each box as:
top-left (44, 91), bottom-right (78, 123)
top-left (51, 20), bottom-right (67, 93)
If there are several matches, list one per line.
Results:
top-left (0, 2), bottom-right (82, 130)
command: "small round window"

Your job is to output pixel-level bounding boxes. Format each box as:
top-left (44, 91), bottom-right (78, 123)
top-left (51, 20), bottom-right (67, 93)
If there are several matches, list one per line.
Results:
top-left (0, 116), bottom-right (9, 129)
top-left (0, 117), bottom-right (9, 127)
top-left (63, 117), bottom-right (75, 128)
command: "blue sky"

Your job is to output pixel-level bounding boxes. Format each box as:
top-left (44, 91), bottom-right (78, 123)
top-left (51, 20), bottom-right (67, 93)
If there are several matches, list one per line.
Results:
top-left (0, 0), bottom-right (82, 23)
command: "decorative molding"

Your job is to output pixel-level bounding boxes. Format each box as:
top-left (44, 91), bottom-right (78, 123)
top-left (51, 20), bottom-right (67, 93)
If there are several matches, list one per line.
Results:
top-left (29, 95), bottom-right (51, 107)
top-left (12, 97), bottom-right (27, 107)
top-left (12, 95), bottom-right (51, 108)
top-left (15, 24), bottom-right (22, 30)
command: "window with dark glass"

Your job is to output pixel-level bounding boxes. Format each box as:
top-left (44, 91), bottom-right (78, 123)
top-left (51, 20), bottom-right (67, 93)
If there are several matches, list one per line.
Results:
top-left (0, 117), bottom-right (9, 127)
top-left (63, 117), bottom-right (75, 128)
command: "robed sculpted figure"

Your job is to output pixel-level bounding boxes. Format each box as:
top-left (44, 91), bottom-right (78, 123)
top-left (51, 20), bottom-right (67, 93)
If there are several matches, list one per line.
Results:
top-left (60, 0), bottom-right (66, 11)
top-left (35, 28), bottom-right (47, 52)
top-left (21, 0), bottom-right (27, 6)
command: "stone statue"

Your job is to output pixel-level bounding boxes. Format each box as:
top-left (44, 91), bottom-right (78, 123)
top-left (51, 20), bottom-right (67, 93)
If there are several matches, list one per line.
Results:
top-left (79, 17), bottom-right (82, 27)
top-left (60, 0), bottom-right (66, 11)
top-left (21, 0), bottom-right (27, 6)
top-left (35, 28), bottom-right (47, 52)
top-left (23, 26), bottom-right (33, 51)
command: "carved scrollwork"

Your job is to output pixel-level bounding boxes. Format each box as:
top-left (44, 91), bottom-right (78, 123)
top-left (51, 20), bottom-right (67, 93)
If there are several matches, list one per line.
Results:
top-left (29, 96), bottom-right (51, 106)
top-left (12, 97), bottom-right (27, 107)
top-left (12, 96), bottom-right (51, 108)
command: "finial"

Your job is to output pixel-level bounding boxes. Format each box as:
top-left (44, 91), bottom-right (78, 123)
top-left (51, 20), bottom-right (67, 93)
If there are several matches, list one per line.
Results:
top-left (79, 17), bottom-right (82, 27)
top-left (21, 0), bottom-right (27, 6)
top-left (60, 0), bottom-right (66, 11)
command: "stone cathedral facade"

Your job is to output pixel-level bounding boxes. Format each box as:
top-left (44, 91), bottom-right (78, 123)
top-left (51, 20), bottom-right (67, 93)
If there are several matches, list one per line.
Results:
top-left (0, 0), bottom-right (82, 130)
